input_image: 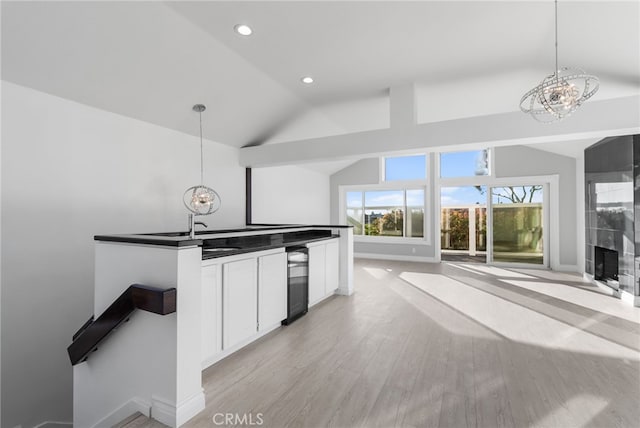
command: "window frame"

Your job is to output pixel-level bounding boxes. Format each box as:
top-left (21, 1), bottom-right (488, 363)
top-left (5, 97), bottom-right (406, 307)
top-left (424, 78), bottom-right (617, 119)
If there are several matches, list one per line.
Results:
top-left (340, 181), bottom-right (429, 244)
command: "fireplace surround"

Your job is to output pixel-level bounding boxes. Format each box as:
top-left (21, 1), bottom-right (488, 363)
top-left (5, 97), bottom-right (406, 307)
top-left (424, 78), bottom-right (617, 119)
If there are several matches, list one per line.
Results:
top-left (585, 134), bottom-right (639, 301)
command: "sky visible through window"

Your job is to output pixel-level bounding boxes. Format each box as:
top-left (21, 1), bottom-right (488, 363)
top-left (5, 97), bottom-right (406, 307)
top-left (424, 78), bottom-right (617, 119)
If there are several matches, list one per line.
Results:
top-left (385, 155), bottom-right (426, 181)
top-left (442, 185), bottom-right (543, 206)
top-left (441, 186), bottom-right (487, 206)
top-left (440, 150), bottom-right (489, 178)
top-left (370, 151), bottom-right (541, 207)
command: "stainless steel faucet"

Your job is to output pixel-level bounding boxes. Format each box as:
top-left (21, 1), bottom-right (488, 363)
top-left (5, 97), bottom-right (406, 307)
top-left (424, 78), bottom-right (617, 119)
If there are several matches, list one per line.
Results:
top-left (188, 213), bottom-right (208, 239)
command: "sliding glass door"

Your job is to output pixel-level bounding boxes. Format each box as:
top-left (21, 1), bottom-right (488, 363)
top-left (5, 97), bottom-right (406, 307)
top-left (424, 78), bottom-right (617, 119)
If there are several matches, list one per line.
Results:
top-left (490, 185), bottom-right (545, 265)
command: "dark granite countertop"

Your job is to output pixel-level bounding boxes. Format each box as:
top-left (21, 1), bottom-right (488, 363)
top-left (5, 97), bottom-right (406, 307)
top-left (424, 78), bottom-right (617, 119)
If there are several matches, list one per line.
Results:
top-left (201, 235), bottom-right (339, 260)
top-left (94, 224), bottom-right (349, 252)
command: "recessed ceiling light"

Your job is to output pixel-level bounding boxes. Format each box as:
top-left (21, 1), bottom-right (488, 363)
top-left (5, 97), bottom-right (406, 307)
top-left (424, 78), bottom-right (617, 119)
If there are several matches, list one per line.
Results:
top-left (234, 24), bottom-right (252, 36)
top-left (301, 76), bottom-right (314, 84)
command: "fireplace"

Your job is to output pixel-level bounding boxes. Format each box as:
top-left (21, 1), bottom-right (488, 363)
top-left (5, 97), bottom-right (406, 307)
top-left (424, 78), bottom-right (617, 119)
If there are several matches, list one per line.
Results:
top-left (585, 135), bottom-right (638, 299)
top-left (594, 246), bottom-right (619, 286)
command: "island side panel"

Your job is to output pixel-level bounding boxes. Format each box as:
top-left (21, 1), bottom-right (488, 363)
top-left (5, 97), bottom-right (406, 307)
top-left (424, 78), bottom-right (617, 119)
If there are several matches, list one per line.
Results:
top-left (74, 241), bottom-right (203, 428)
top-left (337, 227), bottom-right (354, 295)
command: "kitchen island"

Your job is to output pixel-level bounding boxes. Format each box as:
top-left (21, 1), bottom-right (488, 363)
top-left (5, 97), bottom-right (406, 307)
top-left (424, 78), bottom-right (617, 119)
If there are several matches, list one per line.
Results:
top-left (73, 224), bottom-right (353, 428)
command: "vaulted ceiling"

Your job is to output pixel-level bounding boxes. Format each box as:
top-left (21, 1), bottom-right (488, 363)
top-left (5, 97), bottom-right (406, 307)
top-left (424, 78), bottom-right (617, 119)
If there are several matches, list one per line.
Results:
top-left (3, 1), bottom-right (639, 160)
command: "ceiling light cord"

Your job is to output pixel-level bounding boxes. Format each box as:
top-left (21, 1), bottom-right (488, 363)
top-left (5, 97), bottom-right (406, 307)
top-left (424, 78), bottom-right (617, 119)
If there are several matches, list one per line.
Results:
top-left (519, 0), bottom-right (599, 122)
top-left (199, 109), bottom-right (204, 185)
top-left (554, 0), bottom-right (559, 75)
top-left (183, 104), bottom-right (221, 216)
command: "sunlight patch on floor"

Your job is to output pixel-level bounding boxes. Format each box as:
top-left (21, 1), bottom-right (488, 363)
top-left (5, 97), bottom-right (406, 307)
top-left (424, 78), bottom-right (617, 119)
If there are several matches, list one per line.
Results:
top-left (501, 279), bottom-right (640, 324)
top-left (459, 264), bottom-right (536, 279)
top-left (362, 267), bottom-right (392, 280)
top-left (399, 271), bottom-right (640, 361)
top-left (534, 394), bottom-right (609, 428)
top-left (511, 268), bottom-right (585, 282)
top-left (388, 276), bottom-right (500, 340)
top-left (446, 263), bottom-right (487, 276)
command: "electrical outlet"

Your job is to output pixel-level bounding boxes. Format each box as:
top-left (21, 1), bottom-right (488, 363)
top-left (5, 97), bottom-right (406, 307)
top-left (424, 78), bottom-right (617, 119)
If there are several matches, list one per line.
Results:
top-left (412, 247), bottom-right (416, 254)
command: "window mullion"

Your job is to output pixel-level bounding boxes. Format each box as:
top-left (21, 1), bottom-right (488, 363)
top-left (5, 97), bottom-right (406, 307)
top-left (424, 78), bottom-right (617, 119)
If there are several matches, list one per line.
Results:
top-left (403, 190), bottom-right (407, 237)
top-left (361, 192), bottom-right (365, 236)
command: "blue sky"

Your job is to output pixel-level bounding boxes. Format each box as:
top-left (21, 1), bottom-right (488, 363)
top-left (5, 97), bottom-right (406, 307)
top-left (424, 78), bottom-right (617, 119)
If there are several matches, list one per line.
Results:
top-left (348, 152), bottom-right (542, 207)
top-left (384, 151), bottom-right (489, 181)
top-left (440, 150), bottom-right (489, 178)
top-left (384, 155), bottom-right (426, 181)
top-left (441, 186), bottom-right (487, 206)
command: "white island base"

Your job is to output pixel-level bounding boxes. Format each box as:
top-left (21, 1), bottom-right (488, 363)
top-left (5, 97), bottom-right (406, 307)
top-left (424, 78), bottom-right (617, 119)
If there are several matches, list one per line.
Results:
top-left (73, 226), bottom-right (353, 428)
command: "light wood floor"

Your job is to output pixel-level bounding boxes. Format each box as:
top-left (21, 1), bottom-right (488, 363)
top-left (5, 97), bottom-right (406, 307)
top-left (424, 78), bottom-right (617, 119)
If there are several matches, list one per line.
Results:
top-left (180, 259), bottom-right (640, 428)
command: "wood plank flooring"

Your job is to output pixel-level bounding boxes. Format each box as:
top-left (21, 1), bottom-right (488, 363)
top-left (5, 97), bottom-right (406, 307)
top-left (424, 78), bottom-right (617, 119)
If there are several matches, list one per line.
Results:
top-left (181, 259), bottom-right (640, 428)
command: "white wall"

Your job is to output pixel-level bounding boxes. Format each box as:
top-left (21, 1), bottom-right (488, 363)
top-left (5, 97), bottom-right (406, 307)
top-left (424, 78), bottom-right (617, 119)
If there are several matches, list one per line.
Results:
top-left (252, 165), bottom-right (330, 225)
top-left (0, 82), bottom-right (245, 428)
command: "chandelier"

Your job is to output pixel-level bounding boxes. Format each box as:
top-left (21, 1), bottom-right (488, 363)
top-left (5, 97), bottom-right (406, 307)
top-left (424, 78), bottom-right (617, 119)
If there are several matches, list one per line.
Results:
top-left (183, 104), bottom-right (221, 215)
top-left (520, 0), bottom-right (599, 122)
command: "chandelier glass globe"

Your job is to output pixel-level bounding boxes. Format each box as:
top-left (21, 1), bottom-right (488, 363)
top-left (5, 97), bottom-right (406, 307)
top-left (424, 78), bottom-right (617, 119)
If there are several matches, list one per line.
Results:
top-left (520, 0), bottom-right (599, 123)
top-left (183, 185), bottom-right (221, 215)
top-left (520, 67), bottom-right (599, 123)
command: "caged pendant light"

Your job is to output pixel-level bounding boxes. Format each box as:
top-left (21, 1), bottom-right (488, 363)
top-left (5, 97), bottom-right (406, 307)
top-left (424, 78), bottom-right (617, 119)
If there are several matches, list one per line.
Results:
top-left (183, 104), bottom-right (221, 216)
top-left (520, 0), bottom-right (599, 123)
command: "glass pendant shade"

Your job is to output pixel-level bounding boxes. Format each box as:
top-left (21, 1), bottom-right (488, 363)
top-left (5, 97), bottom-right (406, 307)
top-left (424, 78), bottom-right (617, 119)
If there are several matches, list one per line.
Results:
top-left (183, 185), bottom-right (221, 215)
top-left (183, 103), bottom-right (222, 216)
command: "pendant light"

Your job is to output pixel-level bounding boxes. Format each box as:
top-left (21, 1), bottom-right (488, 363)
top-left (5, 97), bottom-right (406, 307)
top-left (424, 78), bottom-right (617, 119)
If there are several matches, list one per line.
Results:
top-left (520, 0), bottom-right (599, 122)
top-left (183, 104), bottom-right (221, 216)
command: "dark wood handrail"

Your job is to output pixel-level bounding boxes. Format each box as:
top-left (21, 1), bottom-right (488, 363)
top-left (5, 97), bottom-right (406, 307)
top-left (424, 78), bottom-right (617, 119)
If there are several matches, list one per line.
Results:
top-left (67, 284), bottom-right (176, 365)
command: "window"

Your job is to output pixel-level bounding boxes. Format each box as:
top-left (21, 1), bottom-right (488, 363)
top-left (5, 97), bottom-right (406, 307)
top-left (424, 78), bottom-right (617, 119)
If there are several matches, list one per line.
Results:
top-left (440, 149), bottom-right (490, 178)
top-left (384, 155), bottom-right (426, 181)
top-left (345, 189), bottom-right (424, 238)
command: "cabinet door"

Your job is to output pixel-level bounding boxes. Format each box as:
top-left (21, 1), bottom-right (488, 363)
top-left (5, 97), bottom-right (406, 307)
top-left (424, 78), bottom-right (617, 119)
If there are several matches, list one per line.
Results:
top-left (325, 241), bottom-right (340, 294)
top-left (223, 258), bottom-right (258, 350)
top-left (201, 264), bottom-right (222, 362)
top-left (308, 244), bottom-right (326, 305)
top-left (258, 252), bottom-right (287, 331)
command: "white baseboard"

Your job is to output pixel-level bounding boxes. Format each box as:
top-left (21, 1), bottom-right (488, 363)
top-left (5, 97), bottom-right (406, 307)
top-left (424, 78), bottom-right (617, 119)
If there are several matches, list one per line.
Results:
top-left (151, 395), bottom-right (174, 427)
top-left (151, 391), bottom-right (205, 428)
top-left (355, 252), bottom-right (438, 263)
top-left (555, 264), bottom-right (580, 273)
top-left (91, 397), bottom-right (150, 428)
top-left (177, 391), bottom-right (206, 427)
top-left (336, 286), bottom-right (352, 296)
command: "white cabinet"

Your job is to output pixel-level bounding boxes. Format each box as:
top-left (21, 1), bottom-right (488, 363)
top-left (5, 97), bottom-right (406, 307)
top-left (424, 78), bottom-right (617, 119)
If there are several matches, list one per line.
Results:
top-left (325, 240), bottom-right (340, 294)
top-left (201, 264), bottom-right (222, 362)
top-left (308, 239), bottom-right (340, 306)
top-left (308, 244), bottom-right (326, 305)
top-left (201, 240), bottom-right (340, 366)
top-left (258, 252), bottom-right (287, 331)
top-left (222, 258), bottom-right (258, 350)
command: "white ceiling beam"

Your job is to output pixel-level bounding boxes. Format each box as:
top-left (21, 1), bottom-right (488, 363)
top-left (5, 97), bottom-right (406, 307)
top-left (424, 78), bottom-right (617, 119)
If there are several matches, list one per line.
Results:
top-left (390, 84), bottom-right (416, 130)
top-left (239, 95), bottom-right (640, 167)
